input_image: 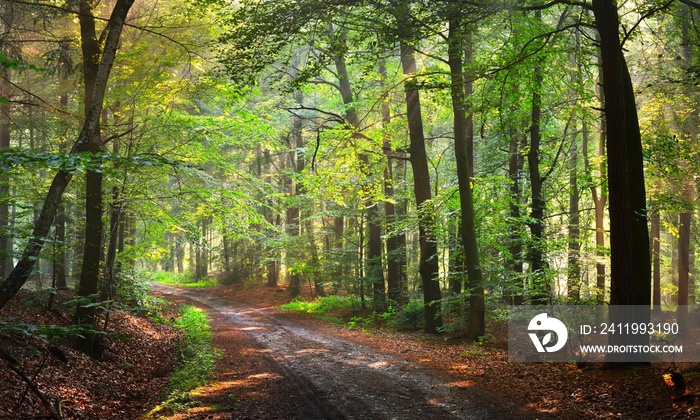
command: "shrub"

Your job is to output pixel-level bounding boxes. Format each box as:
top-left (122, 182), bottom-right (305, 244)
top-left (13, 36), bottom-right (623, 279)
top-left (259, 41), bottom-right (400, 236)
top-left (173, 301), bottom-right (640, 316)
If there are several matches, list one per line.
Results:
top-left (390, 300), bottom-right (425, 330)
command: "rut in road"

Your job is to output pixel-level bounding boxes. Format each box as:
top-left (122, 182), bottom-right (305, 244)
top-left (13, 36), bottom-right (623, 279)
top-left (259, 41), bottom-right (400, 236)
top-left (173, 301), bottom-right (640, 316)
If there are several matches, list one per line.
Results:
top-left (153, 284), bottom-right (518, 420)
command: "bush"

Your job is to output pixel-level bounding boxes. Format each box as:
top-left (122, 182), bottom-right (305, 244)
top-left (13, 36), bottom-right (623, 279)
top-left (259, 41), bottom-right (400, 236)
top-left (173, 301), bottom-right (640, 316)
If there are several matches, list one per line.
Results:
top-left (438, 292), bottom-right (469, 335)
top-left (117, 271), bottom-right (173, 322)
top-left (390, 300), bottom-right (425, 330)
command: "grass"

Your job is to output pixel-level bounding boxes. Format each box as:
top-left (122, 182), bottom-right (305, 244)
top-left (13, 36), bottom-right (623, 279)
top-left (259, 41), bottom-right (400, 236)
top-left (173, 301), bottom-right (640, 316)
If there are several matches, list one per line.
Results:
top-left (150, 270), bottom-right (218, 288)
top-left (281, 295), bottom-right (359, 314)
top-left (147, 305), bottom-right (220, 417)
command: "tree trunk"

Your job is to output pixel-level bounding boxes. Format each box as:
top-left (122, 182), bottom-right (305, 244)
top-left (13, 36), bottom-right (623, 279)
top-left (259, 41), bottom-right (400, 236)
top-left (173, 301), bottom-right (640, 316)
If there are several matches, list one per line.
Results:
top-left (527, 10), bottom-right (549, 304)
top-left (379, 59), bottom-right (407, 306)
top-left (262, 150), bottom-right (279, 287)
top-left (201, 219), bottom-right (209, 279)
top-left (0, 0), bottom-right (134, 311)
top-left (447, 223), bottom-right (463, 295)
top-left (399, 40), bottom-right (442, 333)
top-left (0, 68), bottom-right (12, 279)
top-left (567, 119), bottom-right (581, 302)
top-left (54, 94), bottom-right (69, 290)
top-left (678, 4), bottom-right (697, 321)
top-left (592, 0), bottom-right (652, 359)
top-left (286, 93), bottom-right (304, 298)
top-left (448, 18), bottom-right (483, 338)
top-left (589, 54), bottom-right (608, 304)
top-left (651, 210), bottom-right (661, 314)
top-left (75, 0), bottom-right (107, 356)
top-left (222, 230), bottom-right (232, 274)
top-left (671, 218), bottom-right (679, 305)
top-left (678, 180), bottom-right (694, 323)
top-left (103, 110), bottom-right (124, 300)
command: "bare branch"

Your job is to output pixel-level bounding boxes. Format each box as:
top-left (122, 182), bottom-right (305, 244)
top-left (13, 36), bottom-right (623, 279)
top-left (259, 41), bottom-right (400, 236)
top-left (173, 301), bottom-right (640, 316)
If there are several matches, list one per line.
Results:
top-left (621, 0), bottom-right (674, 48)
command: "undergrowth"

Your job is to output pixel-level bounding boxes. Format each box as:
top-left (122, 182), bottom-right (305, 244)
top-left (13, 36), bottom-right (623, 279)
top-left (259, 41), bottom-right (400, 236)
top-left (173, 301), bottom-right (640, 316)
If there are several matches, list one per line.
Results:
top-left (147, 305), bottom-right (220, 417)
top-left (149, 270), bottom-right (218, 288)
top-left (281, 295), bottom-right (359, 314)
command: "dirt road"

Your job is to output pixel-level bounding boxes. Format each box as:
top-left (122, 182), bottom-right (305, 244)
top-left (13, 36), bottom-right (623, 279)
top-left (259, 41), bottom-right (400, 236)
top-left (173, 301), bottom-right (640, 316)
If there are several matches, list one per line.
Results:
top-left (152, 284), bottom-right (525, 420)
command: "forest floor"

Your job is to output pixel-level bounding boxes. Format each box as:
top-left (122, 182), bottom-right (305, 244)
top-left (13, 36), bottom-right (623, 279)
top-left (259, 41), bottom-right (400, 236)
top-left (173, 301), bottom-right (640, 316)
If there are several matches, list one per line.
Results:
top-left (151, 283), bottom-right (700, 420)
top-left (0, 289), bottom-right (180, 419)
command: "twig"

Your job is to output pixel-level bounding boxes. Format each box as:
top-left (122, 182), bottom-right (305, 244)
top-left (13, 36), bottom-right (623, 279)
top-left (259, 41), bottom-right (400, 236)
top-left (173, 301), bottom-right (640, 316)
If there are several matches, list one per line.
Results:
top-left (0, 346), bottom-right (61, 419)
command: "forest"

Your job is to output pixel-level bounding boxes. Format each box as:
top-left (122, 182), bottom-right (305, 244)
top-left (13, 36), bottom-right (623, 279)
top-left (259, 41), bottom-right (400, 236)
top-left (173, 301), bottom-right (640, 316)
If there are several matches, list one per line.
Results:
top-left (1, 0), bottom-right (700, 418)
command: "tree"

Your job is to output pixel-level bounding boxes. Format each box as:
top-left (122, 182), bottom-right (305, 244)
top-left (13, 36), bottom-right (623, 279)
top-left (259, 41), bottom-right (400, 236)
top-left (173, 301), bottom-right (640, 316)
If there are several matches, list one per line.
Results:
top-left (447, 13), bottom-right (484, 338)
top-left (74, 0), bottom-right (106, 355)
top-left (592, 0), bottom-right (652, 309)
top-left (0, 0), bottom-right (135, 311)
top-left (398, 37), bottom-right (443, 332)
top-left (589, 0), bottom-right (655, 361)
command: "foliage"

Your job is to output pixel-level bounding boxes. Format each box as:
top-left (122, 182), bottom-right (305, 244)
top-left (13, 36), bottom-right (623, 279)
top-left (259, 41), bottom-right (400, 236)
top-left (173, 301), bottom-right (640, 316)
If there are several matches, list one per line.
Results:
top-left (117, 271), bottom-right (174, 323)
top-left (389, 300), bottom-right (425, 331)
top-left (0, 320), bottom-right (91, 342)
top-left (438, 293), bottom-right (469, 335)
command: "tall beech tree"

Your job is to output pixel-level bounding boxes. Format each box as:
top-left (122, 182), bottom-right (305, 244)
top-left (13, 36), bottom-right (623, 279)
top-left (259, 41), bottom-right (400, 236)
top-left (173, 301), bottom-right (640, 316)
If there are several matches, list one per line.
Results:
top-left (589, 0), bottom-right (656, 360)
top-left (398, 38), bottom-right (443, 332)
top-left (74, 0), bottom-right (106, 355)
top-left (592, 0), bottom-right (652, 309)
top-left (447, 14), bottom-right (484, 338)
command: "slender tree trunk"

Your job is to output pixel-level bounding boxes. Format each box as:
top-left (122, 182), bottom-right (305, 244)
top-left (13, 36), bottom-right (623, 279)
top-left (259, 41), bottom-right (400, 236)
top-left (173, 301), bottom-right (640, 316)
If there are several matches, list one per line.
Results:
top-left (651, 210), bottom-right (661, 314)
top-left (447, 223), bottom-right (463, 295)
top-left (506, 133), bottom-right (525, 305)
top-left (262, 150), bottom-right (279, 287)
top-left (201, 219), bottom-right (208, 279)
top-left (0, 0), bottom-right (134, 311)
top-left (103, 107), bottom-right (124, 300)
top-left (54, 94), bottom-right (69, 289)
top-left (379, 59), bottom-right (407, 305)
top-left (678, 5), bottom-right (697, 321)
top-left (678, 180), bottom-right (694, 323)
top-left (567, 121), bottom-right (581, 302)
top-left (286, 93), bottom-right (304, 298)
top-left (595, 92), bottom-right (608, 303)
top-left (174, 236), bottom-right (183, 273)
top-left (584, 34), bottom-right (609, 305)
top-left (399, 40), bottom-right (442, 333)
top-left (671, 219), bottom-right (679, 305)
top-left (448, 18), bottom-right (483, 338)
top-left (189, 242), bottom-right (195, 275)
top-left (0, 68), bottom-right (12, 279)
top-left (222, 229), bottom-right (232, 274)
top-left (0, 0), bottom-right (14, 281)
top-left (527, 10), bottom-right (549, 304)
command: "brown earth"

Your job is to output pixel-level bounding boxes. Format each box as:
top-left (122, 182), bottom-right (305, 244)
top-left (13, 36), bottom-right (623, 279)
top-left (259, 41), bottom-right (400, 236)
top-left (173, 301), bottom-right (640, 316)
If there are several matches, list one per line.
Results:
top-left (0, 289), bottom-right (180, 419)
top-left (153, 283), bottom-right (700, 420)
